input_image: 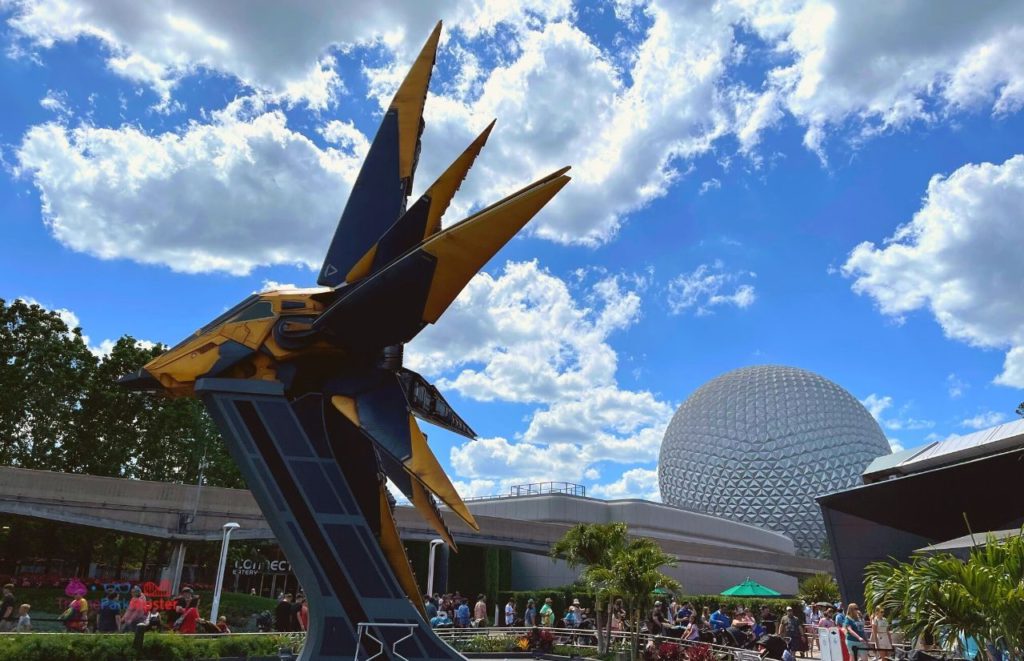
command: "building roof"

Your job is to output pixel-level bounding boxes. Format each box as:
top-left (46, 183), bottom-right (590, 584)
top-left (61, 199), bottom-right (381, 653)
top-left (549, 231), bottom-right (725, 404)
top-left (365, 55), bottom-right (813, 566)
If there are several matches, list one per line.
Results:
top-left (863, 418), bottom-right (1024, 483)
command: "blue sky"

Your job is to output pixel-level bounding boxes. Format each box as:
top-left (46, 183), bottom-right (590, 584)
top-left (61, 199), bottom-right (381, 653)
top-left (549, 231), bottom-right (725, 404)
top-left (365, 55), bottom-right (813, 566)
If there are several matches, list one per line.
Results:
top-left (2, 0), bottom-right (1023, 500)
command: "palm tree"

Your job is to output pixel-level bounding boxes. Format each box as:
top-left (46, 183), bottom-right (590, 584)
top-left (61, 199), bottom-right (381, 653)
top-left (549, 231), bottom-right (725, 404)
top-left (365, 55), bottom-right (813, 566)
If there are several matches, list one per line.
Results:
top-left (584, 538), bottom-right (680, 661)
top-left (864, 531), bottom-right (1024, 657)
top-left (550, 522), bottom-right (629, 654)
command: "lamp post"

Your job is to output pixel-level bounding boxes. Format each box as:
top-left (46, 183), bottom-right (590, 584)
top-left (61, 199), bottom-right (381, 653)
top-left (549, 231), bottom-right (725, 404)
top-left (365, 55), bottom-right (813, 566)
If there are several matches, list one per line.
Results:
top-left (426, 538), bottom-right (445, 596)
top-left (210, 522), bottom-right (240, 623)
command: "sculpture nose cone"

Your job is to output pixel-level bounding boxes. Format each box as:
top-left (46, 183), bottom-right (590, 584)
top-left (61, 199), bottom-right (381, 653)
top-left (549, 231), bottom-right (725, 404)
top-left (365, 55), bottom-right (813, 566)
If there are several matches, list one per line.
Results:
top-left (117, 368), bottom-right (160, 391)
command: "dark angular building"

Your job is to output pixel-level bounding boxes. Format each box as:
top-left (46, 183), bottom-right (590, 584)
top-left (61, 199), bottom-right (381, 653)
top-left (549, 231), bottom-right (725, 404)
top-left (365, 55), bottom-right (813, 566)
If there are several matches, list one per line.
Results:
top-left (818, 418), bottom-right (1024, 604)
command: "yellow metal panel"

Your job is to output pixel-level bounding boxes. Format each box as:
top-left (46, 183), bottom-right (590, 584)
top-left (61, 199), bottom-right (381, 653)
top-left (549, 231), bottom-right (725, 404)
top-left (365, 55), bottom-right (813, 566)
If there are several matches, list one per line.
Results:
top-left (406, 416), bottom-right (479, 530)
top-left (330, 396), bottom-right (360, 427)
top-left (345, 244), bottom-right (377, 283)
top-left (421, 171), bottom-right (570, 322)
top-left (422, 120), bottom-right (495, 237)
top-left (378, 485), bottom-right (426, 616)
top-left (391, 21), bottom-right (441, 180)
top-left (410, 479), bottom-right (456, 549)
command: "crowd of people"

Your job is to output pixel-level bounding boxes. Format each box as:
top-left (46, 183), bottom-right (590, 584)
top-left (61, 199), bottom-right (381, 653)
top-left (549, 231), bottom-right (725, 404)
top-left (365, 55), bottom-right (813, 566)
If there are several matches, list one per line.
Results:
top-left (423, 592), bottom-right (599, 630)
top-left (421, 590), bottom-right (899, 661)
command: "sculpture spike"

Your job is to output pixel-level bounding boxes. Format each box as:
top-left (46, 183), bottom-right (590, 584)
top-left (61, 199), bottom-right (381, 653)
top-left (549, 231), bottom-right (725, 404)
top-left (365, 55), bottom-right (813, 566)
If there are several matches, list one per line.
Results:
top-left (406, 415), bottom-right (479, 530)
top-left (422, 119), bottom-right (496, 238)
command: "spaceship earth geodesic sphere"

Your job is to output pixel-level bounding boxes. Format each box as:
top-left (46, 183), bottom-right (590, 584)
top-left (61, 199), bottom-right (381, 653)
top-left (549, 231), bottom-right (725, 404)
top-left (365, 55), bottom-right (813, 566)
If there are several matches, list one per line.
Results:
top-left (658, 365), bottom-right (890, 556)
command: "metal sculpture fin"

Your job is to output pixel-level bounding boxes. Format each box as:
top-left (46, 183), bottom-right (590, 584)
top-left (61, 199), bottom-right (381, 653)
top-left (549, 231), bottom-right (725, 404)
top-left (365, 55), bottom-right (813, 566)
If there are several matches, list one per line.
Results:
top-left (344, 121), bottom-right (497, 285)
top-left (317, 22), bottom-right (442, 287)
top-left (313, 168), bottom-right (571, 347)
top-left (407, 415), bottom-right (479, 530)
top-left (377, 484), bottom-right (427, 615)
top-left (397, 368), bottom-right (476, 439)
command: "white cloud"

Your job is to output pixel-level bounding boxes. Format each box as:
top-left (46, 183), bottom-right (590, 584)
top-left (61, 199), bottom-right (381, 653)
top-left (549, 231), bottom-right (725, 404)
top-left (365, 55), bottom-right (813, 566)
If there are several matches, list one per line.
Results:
top-left (666, 261), bottom-right (756, 315)
top-left (739, 1), bottom-right (1024, 155)
top-left (4, 0), bottom-right (573, 108)
top-left (588, 467), bottom-right (661, 501)
top-left (14, 2), bottom-right (1024, 273)
top-left (861, 393), bottom-right (934, 431)
top-left (698, 178), bottom-right (721, 195)
top-left (843, 155), bottom-right (1024, 388)
top-left (403, 261), bottom-right (672, 485)
top-left (960, 411), bottom-right (1008, 430)
top-left (16, 297), bottom-right (153, 357)
top-left (887, 438), bottom-right (905, 453)
top-left (16, 108), bottom-right (365, 275)
top-left (39, 89), bottom-right (71, 119)
top-left (946, 373), bottom-right (967, 399)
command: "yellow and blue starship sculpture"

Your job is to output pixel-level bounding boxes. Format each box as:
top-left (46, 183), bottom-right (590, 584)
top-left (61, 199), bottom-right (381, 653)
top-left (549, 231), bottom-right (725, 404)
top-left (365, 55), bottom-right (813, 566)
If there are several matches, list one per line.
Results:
top-left (119, 21), bottom-right (569, 661)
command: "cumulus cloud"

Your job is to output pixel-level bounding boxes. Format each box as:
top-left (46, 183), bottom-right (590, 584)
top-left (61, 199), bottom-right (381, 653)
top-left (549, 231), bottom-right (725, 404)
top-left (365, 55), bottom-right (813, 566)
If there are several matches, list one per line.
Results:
top-left (844, 155), bottom-right (1024, 388)
top-left (4, 0), bottom-right (572, 108)
top-left (16, 297), bottom-right (154, 357)
top-left (666, 261), bottom-right (756, 315)
top-left (16, 106), bottom-right (365, 275)
top-left (960, 411), bottom-right (1008, 430)
top-left (588, 468), bottom-right (661, 501)
top-left (860, 393), bottom-right (934, 432)
top-left (405, 261), bottom-right (673, 485)
top-left (946, 373), bottom-right (967, 399)
top-left (740, 0), bottom-right (1024, 157)
top-left (12, 1), bottom-right (1024, 273)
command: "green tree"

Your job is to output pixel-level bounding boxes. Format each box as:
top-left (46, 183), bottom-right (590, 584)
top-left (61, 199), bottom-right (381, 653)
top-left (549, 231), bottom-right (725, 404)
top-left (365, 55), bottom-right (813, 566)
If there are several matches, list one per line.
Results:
top-left (798, 573), bottom-right (839, 603)
top-left (550, 522), bottom-right (629, 654)
top-left (0, 298), bottom-right (97, 469)
top-left (864, 532), bottom-right (1024, 656)
top-left (585, 538), bottom-right (680, 661)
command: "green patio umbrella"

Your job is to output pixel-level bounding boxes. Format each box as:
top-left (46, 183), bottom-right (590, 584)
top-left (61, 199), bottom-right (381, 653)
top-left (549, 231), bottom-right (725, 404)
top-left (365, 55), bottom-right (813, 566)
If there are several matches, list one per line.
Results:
top-left (720, 578), bottom-right (782, 597)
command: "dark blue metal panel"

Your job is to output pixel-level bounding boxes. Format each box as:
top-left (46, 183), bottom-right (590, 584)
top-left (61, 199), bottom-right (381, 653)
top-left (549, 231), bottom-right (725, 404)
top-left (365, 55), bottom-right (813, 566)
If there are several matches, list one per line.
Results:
top-left (197, 380), bottom-right (463, 661)
top-left (371, 195), bottom-right (431, 273)
top-left (314, 250), bottom-right (436, 351)
top-left (318, 110), bottom-right (407, 287)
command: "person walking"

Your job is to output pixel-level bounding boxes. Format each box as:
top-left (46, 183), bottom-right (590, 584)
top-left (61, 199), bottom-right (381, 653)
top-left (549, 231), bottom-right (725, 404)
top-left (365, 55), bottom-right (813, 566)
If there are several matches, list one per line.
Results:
top-left (524, 599), bottom-right (537, 627)
top-left (0, 584), bottom-right (16, 632)
top-left (779, 606), bottom-right (807, 658)
top-left (275, 593), bottom-right (294, 632)
top-left (871, 606), bottom-right (892, 661)
top-left (15, 604), bottom-right (31, 632)
top-left (121, 585), bottom-right (148, 631)
top-left (456, 599), bottom-right (470, 628)
top-left (473, 594), bottom-right (487, 627)
top-left (178, 595), bottom-right (200, 634)
top-left (505, 597), bottom-right (516, 627)
top-left (539, 597), bottom-right (554, 627)
top-left (97, 588), bottom-right (122, 632)
top-left (63, 591), bottom-right (89, 632)
top-left (843, 604), bottom-right (868, 660)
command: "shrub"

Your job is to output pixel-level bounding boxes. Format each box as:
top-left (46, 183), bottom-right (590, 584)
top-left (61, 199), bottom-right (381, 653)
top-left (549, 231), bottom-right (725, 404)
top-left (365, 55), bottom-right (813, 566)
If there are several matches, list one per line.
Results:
top-left (797, 574), bottom-right (839, 604)
top-left (454, 634), bottom-right (523, 653)
top-left (0, 632), bottom-right (297, 661)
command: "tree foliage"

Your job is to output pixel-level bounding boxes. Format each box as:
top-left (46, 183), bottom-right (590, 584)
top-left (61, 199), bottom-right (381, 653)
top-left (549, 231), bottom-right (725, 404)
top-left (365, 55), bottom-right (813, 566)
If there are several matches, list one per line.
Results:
top-left (551, 523), bottom-right (629, 654)
top-left (584, 537), bottom-right (680, 661)
top-left (0, 298), bottom-right (241, 486)
top-left (864, 532), bottom-right (1024, 656)
top-left (798, 573), bottom-right (839, 603)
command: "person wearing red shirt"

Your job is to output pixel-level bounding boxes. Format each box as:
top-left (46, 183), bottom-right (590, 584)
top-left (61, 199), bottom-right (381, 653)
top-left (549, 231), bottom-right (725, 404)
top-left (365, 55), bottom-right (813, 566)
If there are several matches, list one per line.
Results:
top-left (178, 596), bottom-right (200, 634)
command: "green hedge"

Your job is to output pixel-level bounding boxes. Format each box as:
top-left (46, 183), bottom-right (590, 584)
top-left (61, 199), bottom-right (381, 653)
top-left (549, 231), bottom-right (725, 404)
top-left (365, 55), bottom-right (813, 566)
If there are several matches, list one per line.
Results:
top-left (7, 587), bottom-right (277, 629)
top-left (0, 633), bottom-right (297, 661)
